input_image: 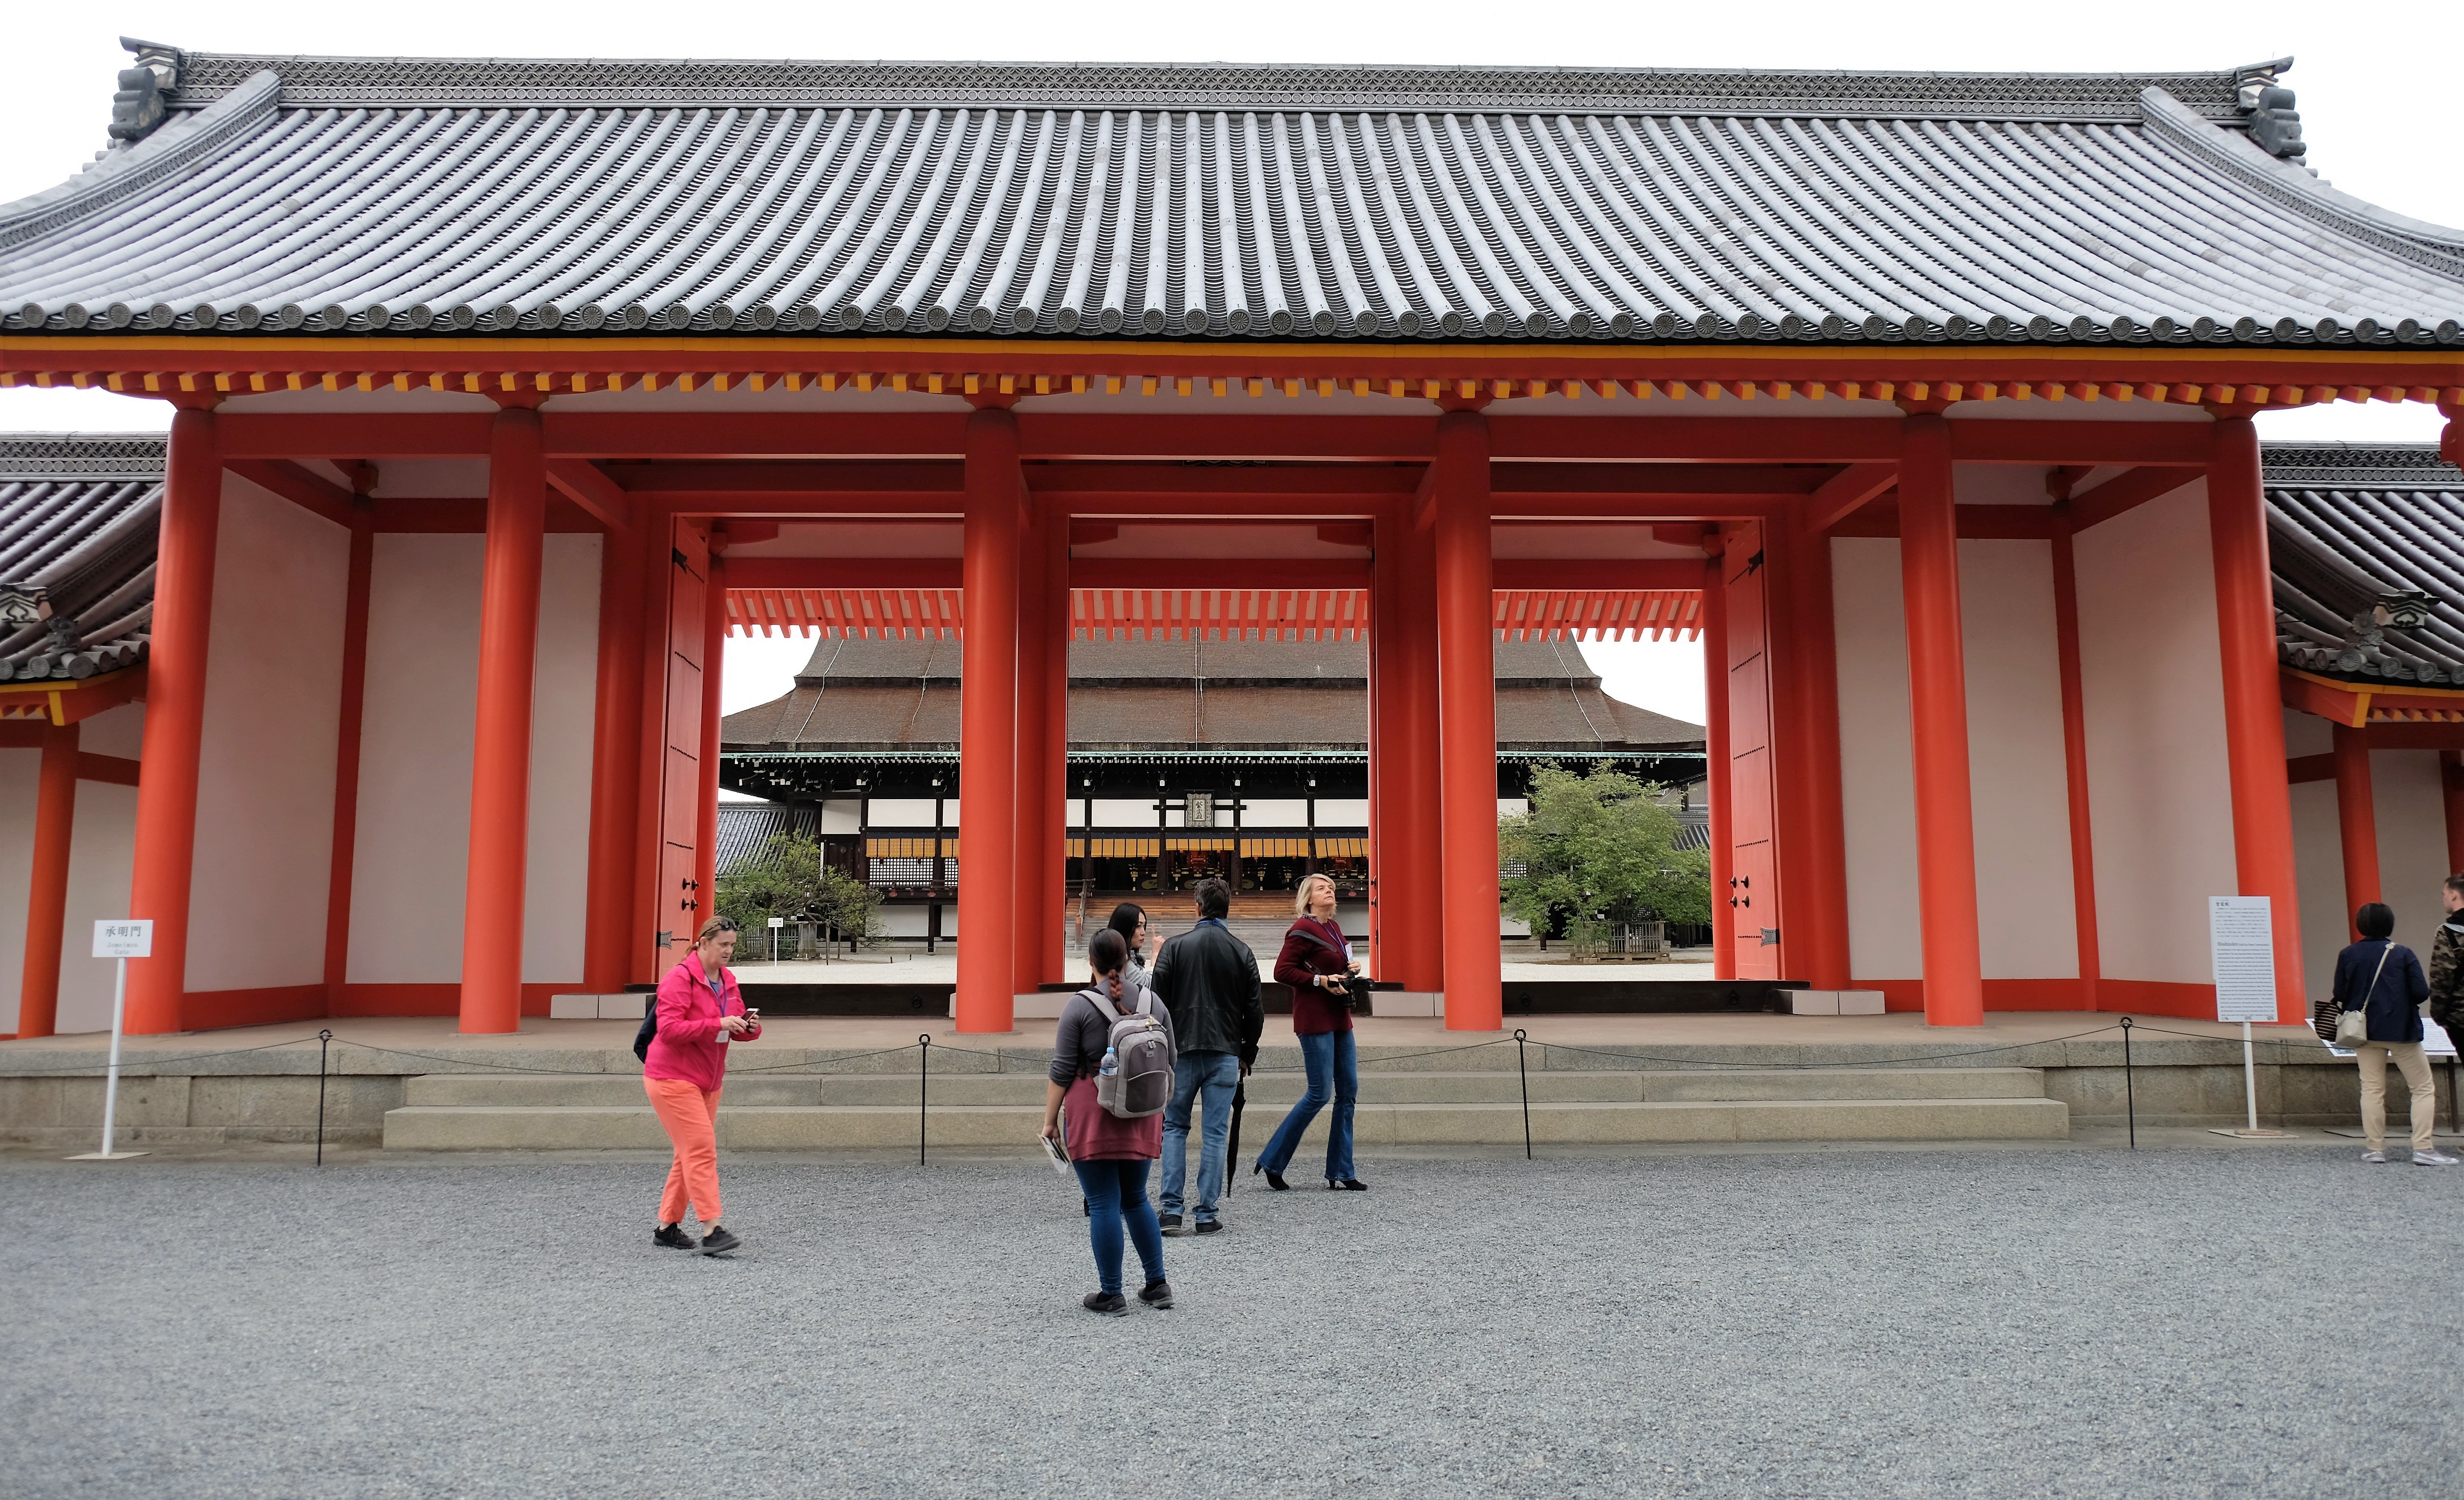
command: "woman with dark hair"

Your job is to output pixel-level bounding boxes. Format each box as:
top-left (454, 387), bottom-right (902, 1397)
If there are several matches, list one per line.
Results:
top-left (643, 916), bottom-right (762, 1254)
top-left (2328, 901), bottom-right (2455, 1166)
top-left (1041, 926), bottom-right (1177, 1314)
top-left (1107, 901), bottom-right (1154, 992)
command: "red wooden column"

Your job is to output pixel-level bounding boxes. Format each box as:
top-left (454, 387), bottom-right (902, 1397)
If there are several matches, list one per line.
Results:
top-left (1012, 499), bottom-right (1055, 992)
top-left (2049, 511), bottom-right (2104, 1011)
top-left (1781, 520), bottom-right (1852, 989)
top-left (693, 545), bottom-right (727, 929)
top-left (15, 721), bottom-right (81, 1039)
top-left (127, 404), bottom-right (223, 1035)
top-left (321, 518), bottom-right (375, 1009)
top-left (1432, 410), bottom-right (1501, 1031)
top-left (1898, 413), bottom-right (1985, 1026)
top-left (1376, 493), bottom-right (1445, 993)
top-left (458, 404), bottom-right (548, 1034)
top-left (1701, 548), bottom-right (1737, 981)
top-left (956, 406), bottom-right (1023, 1032)
top-left (583, 518), bottom-right (647, 991)
top-left (2331, 722), bottom-right (2380, 937)
top-left (1367, 504), bottom-right (1402, 979)
top-left (2208, 416), bottom-right (2307, 1024)
top-left (2443, 751), bottom-right (2464, 876)
top-left (1043, 513), bottom-right (1071, 982)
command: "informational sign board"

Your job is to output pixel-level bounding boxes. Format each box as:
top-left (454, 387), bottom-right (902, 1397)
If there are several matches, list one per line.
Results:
top-left (766, 917), bottom-right (785, 928)
top-left (2209, 896), bottom-right (2277, 1022)
top-left (1184, 790), bottom-right (1214, 828)
top-left (93, 919), bottom-right (152, 959)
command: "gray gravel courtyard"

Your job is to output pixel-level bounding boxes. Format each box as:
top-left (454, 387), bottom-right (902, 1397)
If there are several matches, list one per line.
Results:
top-left (4, 1144), bottom-right (2458, 1499)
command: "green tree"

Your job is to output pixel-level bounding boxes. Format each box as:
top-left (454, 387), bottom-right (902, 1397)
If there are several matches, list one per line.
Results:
top-left (715, 830), bottom-right (881, 955)
top-left (1498, 764), bottom-right (1711, 954)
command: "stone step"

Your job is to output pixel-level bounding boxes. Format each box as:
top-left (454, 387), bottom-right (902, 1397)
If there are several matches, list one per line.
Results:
top-left (382, 1094), bottom-right (2068, 1151)
top-left (399, 1066), bottom-right (2046, 1110)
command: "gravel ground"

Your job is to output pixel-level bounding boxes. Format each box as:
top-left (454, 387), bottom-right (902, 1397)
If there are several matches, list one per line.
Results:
top-left (4, 1145), bottom-right (2457, 1499)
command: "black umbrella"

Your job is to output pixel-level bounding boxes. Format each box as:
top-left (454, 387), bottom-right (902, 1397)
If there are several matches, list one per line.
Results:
top-left (1226, 1076), bottom-right (1248, 1192)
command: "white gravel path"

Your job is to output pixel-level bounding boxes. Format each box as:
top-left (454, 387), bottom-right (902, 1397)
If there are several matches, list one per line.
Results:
top-left (3, 1146), bottom-right (2454, 1498)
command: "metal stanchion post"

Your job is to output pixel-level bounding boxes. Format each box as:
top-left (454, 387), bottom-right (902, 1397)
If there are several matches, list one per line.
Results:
top-left (918, 1034), bottom-right (930, 1166)
top-left (2120, 1017), bottom-right (2135, 1151)
top-left (316, 1030), bottom-right (332, 1165)
top-left (1515, 1029), bottom-right (1532, 1161)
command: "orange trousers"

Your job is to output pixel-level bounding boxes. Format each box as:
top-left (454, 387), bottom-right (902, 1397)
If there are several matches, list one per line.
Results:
top-left (644, 1076), bottom-right (723, 1225)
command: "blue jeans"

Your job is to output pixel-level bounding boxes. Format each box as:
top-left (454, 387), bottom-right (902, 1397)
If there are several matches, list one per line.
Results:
top-left (1071, 1158), bottom-right (1166, 1296)
top-left (1256, 1029), bottom-right (1356, 1182)
top-left (1159, 1050), bottom-right (1241, 1223)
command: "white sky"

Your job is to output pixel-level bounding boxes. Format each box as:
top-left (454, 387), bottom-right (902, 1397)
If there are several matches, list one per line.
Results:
top-left (5, 1), bottom-right (2456, 724)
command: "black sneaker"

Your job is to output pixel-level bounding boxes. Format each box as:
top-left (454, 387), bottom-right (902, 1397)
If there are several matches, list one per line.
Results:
top-left (1159, 1212), bottom-right (1185, 1236)
top-left (1138, 1279), bottom-right (1175, 1308)
top-left (697, 1225), bottom-right (743, 1256)
top-left (1194, 1220), bottom-right (1224, 1235)
top-left (652, 1223), bottom-right (699, 1250)
top-left (1083, 1291), bottom-right (1129, 1316)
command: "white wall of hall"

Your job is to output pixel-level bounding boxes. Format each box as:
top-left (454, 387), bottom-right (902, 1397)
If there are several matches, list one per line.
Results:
top-left (1829, 535), bottom-right (2078, 984)
top-left (2289, 744), bottom-right (2459, 1005)
top-left (2072, 479), bottom-right (2240, 986)
top-left (346, 533), bottom-right (603, 986)
top-left (0, 704), bottom-right (148, 1035)
top-left (187, 476), bottom-right (350, 992)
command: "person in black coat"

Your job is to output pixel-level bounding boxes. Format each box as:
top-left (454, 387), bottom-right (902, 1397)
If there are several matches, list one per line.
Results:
top-left (1145, 878), bottom-right (1264, 1233)
top-left (2330, 902), bottom-right (2455, 1166)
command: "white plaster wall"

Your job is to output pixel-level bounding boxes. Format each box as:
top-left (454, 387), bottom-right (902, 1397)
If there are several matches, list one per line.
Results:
top-left (2373, 751), bottom-right (2456, 958)
top-left (2073, 480), bottom-right (2240, 985)
top-left (347, 533), bottom-right (602, 985)
top-left (2289, 777), bottom-right (2346, 1005)
top-left (2287, 748), bottom-right (2456, 1005)
top-left (1240, 798), bottom-right (1307, 826)
top-left (1830, 537), bottom-right (1922, 980)
top-left (57, 782), bottom-right (139, 1033)
top-left (868, 799), bottom-right (939, 826)
top-left (1958, 541), bottom-right (2080, 979)
top-left (0, 749), bottom-right (33, 1032)
top-left (818, 800), bottom-right (859, 834)
top-left (522, 536), bottom-right (602, 983)
top-left (187, 476), bottom-right (349, 992)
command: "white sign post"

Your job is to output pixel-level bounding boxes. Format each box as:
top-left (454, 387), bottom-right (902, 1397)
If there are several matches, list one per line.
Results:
top-left (67, 919), bottom-right (153, 1161)
top-left (2208, 896), bottom-right (2287, 1139)
top-left (768, 915), bottom-right (785, 964)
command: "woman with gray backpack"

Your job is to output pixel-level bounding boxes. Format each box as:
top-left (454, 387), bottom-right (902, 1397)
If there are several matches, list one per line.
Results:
top-left (1040, 927), bottom-right (1178, 1314)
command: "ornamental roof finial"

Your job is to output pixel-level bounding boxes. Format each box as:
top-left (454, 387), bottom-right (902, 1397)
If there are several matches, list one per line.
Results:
top-left (108, 36), bottom-right (183, 144)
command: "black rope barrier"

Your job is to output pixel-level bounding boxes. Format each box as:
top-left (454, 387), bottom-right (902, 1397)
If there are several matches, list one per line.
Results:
top-left (1514, 1029), bottom-right (1532, 1160)
top-left (918, 1034), bottom-right (930, 1166)
top-left (2120, 1017), bottom-right (2135, 1151)
top-left (316, 1031), bottom-right (331, 1167)
top-left (0, 1033), bottom-right (328, 1075)
top-left (1530, 1022), bottom-right (2127, 1072)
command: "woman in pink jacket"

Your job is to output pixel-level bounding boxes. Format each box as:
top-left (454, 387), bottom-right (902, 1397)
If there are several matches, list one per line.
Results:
top-left (643, 916), bottom-right (761, 1254)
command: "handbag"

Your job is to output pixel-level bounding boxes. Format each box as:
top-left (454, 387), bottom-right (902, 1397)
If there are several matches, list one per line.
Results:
top-left (2332, 942), bottom-right (2394, 1049)
top-left (1288, 920), bottom-right (1356, 1010)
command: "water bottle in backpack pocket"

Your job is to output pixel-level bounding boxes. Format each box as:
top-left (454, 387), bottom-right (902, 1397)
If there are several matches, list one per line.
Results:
top-left (1087, 989), bottom-right (1174, 1119)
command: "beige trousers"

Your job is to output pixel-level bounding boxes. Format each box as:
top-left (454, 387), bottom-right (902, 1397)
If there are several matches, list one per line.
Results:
top-left (2355, 1041), bottom-right (2434, 1154)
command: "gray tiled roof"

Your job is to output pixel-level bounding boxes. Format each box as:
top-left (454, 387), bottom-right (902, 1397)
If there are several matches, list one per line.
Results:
top-left (723, 636), bottom-right (1702, 753)
top-left (2266, 443), bottom-right (2464, 687)
top-left (0, 435), bottom-right (160, 682)
top-left (8, 48), bottom-right (2460, 345)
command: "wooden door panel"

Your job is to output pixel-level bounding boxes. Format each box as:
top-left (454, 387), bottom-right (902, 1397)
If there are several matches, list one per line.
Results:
top-left (651, 519), bottom-right (712, 965)
top-left (1721, 516), bottom-right (1783, 981)
top-left (1729, 745), bottom-right (1773, 846)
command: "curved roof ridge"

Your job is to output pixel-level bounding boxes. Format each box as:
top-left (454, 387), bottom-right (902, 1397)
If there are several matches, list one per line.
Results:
top-left (157, 53), bottom-right (2256, 121)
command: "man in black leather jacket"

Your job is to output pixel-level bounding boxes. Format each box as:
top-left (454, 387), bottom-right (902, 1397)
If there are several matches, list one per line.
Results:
top-left (1148, 878), bottom-right (1265, 1234)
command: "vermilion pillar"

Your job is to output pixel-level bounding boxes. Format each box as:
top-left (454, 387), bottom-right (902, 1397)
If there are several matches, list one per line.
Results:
top-left (1783, 521), bottom-right (1852, 989)
top-left (2050, 513), bottom-right (2103, 1011)
top-left (2208, 416), bottom-right (2307, 1024)
top-left (692, 545), bottom-right (727, 941)
top-left (1013, 499), bottom-right (1054, 992)
top-left (1432, 410), bottom-right (1501, 1031)
top-left (1701, 548), bottom-right (1736, 982)
top-left (2331, 723), bottom-right (2380, 938)
top-left (956, 406), bottom-right (1022, 1032)
top-left (1368, 505), bottom-right (1402, 980)
top-left (584, 518), bottom-right (647, 991)
top-left (458, 405), bottom-right (548, 1034)
top-left (1376, 493), bottom-right (1444, 993)
top-left (127, 404), bottom-right (222, 1034)
top-left (1898, 414), bottom-right (1985, 1027)
top-left (1044, 513), bottom-right (1071, 983)
top-left (15, 720), bottom-right (80, 1039)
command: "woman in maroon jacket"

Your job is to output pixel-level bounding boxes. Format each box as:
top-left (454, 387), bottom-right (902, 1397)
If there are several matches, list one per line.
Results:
top-left (1253, 873), bottom-right (1367, 1191)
